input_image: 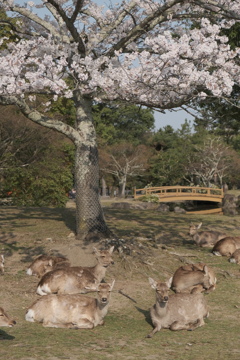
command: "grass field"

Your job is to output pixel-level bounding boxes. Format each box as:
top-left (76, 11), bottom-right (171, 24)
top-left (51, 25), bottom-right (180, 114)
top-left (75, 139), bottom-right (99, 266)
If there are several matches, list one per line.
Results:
top-left (0, 199), bottom-right (240, 359)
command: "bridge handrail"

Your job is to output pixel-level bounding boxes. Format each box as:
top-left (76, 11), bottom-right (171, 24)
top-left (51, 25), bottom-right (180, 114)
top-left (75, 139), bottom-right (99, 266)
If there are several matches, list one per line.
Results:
top-left (134, 186), bottom-right (224, 200)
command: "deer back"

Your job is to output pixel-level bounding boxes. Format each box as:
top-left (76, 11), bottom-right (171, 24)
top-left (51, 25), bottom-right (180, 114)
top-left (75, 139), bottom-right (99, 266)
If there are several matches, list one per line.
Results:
top-left (229, 249), bottom-right (240, 264)
top-left (212, 237), bottom-right (240, 256)
top-left (36, 266), bottom-right (98, 295)
top-left (189, 223), bottom-right (227, 247)
top-left (26, 254), bottom-right (70, 278)
top-left (36, 246), bottom-right (114, 295)
top-left (0, 307), bottom-right (16, 327)
top-left (171, 263), bottom-right (216, 293)
top-left (26, 281), bottom-right (115, 329)
top-left (162, 292), bottom-right (208, 327)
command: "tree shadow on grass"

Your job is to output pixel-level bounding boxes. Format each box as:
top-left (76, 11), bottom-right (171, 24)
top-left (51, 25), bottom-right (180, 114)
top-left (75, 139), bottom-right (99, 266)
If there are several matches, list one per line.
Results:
top-left (0, 206), bottom-right (76, 233)
top-left (0, 329), bottom-right (15, 340)
top-left (134, 305), bottom-right (152, 327)
top-left (0, 206), bottom-right (76, 261)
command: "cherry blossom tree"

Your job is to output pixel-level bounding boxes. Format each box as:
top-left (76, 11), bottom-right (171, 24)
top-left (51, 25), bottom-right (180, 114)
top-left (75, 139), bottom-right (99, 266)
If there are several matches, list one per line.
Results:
top-left (0, 0), bottom-right (240, 241)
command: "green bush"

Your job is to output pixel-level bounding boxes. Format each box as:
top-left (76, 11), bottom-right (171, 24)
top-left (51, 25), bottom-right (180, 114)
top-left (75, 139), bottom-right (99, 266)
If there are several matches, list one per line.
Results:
top-left (137, 194), bottom-right (160, 203)
top-left (2, 143), bottom-right (74, 207)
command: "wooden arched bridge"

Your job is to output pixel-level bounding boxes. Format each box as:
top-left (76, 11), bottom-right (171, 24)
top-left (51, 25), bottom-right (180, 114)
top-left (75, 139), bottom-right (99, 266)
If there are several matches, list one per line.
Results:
top-left (134, 186), bottom-right (224, 203)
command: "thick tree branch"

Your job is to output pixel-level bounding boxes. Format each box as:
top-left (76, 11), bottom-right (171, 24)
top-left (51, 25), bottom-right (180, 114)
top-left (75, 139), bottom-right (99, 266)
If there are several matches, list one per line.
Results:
top-left (0, 95), bottom-right (80, 143)
top-left (9, 5), bottom-right (66, 41)
top-left (70, 0), bottom-right (85, 23)
top-left (46, 0), bottom-right (86, 55)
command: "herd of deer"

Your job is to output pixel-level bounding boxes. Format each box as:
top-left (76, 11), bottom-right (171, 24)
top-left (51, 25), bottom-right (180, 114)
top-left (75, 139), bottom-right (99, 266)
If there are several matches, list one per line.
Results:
top-left (0, 222), bottom-right (240, 337)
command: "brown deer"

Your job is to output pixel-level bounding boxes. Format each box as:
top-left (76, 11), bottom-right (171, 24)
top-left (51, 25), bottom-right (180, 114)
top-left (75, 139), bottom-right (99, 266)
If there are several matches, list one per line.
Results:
top-left (229, 249), bottom-right (240, 264)
top-left (212, 237), bottom-right (240, 257)
top-left (26, 254), bottom-right (70, 278)
top-left (0, 307), bottom-right (16, 327)
top-left (189, 223), bottom-right (227, 247)
top-left (36, 246), bottom-right (114, 295)
top-left (171, 263), bottom-right (216, 294)
top-left (0, 255), bottom-right (4, 274)
top-left (26, 280), bottom-right (115, 329)
top-left (147, 277), bottom-right (209, 338)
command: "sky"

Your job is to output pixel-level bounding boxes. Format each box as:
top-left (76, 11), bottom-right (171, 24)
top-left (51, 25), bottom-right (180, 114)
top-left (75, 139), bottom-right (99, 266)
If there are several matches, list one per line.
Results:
top-left (154, 109), bottom-right (194, 131)
top-left (14, 0), bottom-right (195, 130)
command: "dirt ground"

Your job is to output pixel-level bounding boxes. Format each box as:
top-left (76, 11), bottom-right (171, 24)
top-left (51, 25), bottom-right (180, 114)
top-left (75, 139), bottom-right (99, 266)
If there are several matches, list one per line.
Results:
top-left (0, 205), bottom-right (153, 322)
top-left (1, 204), bottom-right (240, 360)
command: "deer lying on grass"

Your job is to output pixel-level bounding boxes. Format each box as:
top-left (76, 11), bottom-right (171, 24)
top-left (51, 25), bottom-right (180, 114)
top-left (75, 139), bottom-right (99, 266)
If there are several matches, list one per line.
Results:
top-left (26, 280), bottom-right (115, 329)
top-left (0, 307), bottom-right (16, 327)
top-left (36, 246), bottom-right (114, 295)
top-left (147, 277), bottom-right (209, 338)
top-left (0, 255), bottom-right (4, 274)
top-left (171, 263), bottom-right (216, 294)
top-left (229, 249), bottom-right (240, 264)
top-left (212, 237), bottom-right (240, 257)
top-left (189, 223), bottom-right (227, 247)
top-left (26, 254), bottom-right (70, 278)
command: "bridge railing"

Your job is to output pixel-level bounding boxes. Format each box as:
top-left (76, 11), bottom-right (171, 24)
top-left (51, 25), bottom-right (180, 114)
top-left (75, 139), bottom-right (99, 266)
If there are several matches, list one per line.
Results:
top-left (134, 186), bottom-right (224, 202)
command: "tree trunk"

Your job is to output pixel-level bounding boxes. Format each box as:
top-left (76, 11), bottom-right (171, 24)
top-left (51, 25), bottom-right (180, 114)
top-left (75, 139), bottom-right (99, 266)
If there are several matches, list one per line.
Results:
top-left (119, 175), bottom-right (127, 197)
top-left (0, 94), bottom-right (112, 242)
top-left (74, 93), bottom-right (112, 241)
top-left (101, 177), bottom-right (107, 197)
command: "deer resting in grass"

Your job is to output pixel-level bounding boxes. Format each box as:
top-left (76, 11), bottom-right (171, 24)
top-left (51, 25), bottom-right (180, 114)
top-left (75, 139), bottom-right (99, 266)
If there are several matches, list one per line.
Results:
top-left (212, 237), bottom-right (240, 257)
top-left (147, 277), bottom-right (209, 338)
top-left (26, 254), bottom-right (70, 278)
top-left (36, 246), bottom-right (114, 295)
top-left (0, 307), bottom-right (16, 327)
top-left (171, 263), bottom-right (217, 294)
top-left (229, 249), bottom-right (240, 264)
top-left (189, 223), bottom-right (227, 247)
top-left (26, 281), bottom-right (115, 329)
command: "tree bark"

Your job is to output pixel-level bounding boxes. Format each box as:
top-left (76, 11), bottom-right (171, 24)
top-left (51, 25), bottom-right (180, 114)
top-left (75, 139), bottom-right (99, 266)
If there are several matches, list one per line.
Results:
top-left (73, 92), bottom-right (112, 241)
top-left (119, 175), bottom-right (127, 197)
top-left (101, 177), bottom-right (107, 197)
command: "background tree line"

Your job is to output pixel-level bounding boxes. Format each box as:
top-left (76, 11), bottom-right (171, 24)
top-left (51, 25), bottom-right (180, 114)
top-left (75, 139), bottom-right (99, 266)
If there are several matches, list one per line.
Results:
top-left (1, 100), bottom-right (240, 206)
top-left (1, 4), bottom-right (240, 210)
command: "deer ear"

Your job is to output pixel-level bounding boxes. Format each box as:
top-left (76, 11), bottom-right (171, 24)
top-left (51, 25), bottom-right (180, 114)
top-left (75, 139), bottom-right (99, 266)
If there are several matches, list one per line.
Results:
top-left (93, 247), bottom-right (100, 256)
top-left (203, 265), bottom-right (209, 276)
top-left (48, 259), bottom-right (53, 267)
top-left (148, 277), bottom-right (157, 289)
top-left (109, 246), bottom-right (114, 254)
top-left (110, 279), bottom-right (115, 290)
top-left (197, 223), bottom-right (202, 229)
top-left (84, 281), bottom-right (98, 292)
top-left (165, 277), bottom-right (173, 289)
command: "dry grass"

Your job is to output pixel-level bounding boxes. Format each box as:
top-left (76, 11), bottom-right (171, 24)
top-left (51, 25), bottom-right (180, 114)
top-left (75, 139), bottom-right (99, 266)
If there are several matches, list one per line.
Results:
top-left (0, 200), bottom-right (240, 359)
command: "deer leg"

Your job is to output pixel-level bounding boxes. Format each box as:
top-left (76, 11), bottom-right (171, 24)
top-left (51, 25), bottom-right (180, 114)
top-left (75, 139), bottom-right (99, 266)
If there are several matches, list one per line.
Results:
top-left (43, 321), bottom-right (75, 328)
top-left (170, 320), bottom-right (201, 331)
top-left (170, 321), bottom-right (188, 331)
top-left (72, 318), bottom-right (94, 329)
top-left (146, 323), bottom-right (161, 338)
top-left (204, 285), bottom-right (215, 294)
top-left (43, 319), bottom-right (94, 329)
top-left (190, 285), bottom-right (204, 294)
top-left (186, 318), bottom-right (205, 331)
